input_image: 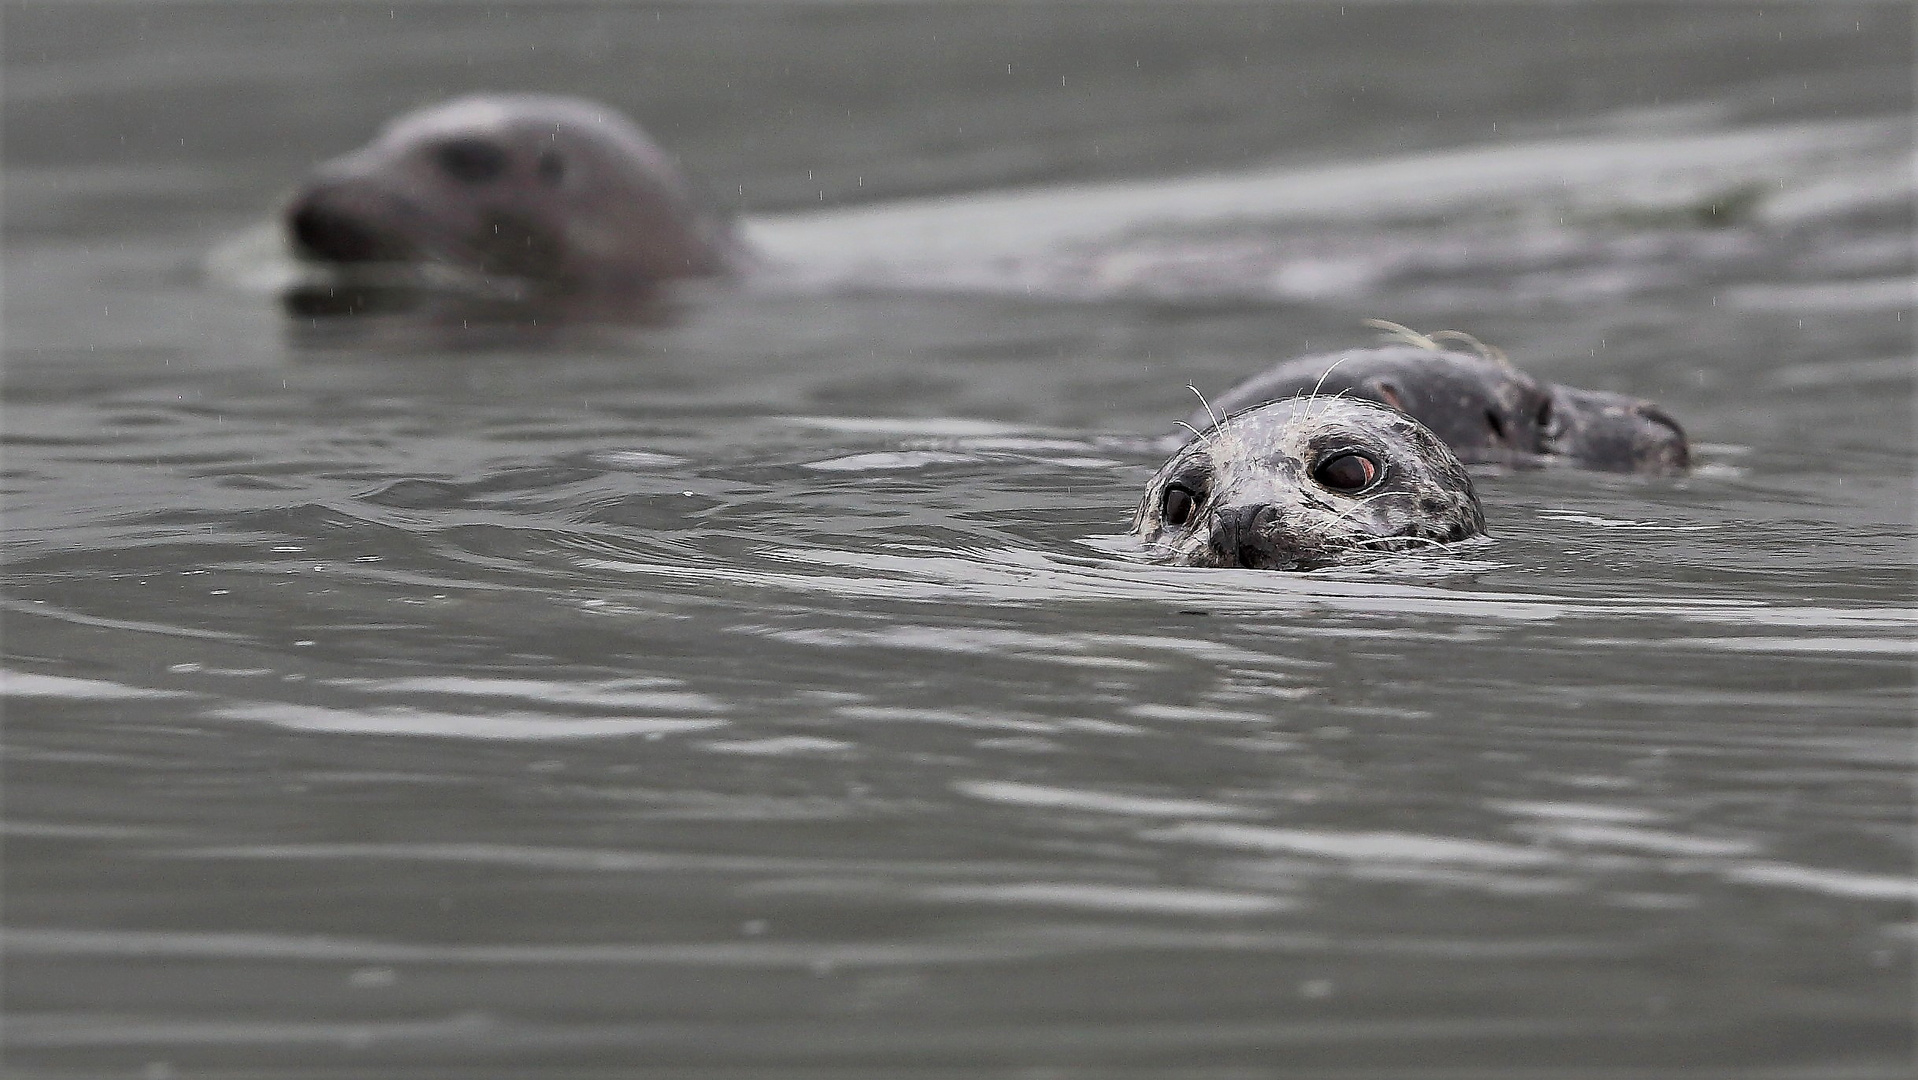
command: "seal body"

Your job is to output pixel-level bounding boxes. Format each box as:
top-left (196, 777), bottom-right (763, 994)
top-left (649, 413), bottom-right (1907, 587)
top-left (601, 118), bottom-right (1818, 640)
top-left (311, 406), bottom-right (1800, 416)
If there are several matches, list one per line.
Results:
top-left (1136, 397), bottom-right (1484, 570)
top-left (1182, 345), bottom-right (1688, 474)
top-left (285, 95), bottom-right (741, 303)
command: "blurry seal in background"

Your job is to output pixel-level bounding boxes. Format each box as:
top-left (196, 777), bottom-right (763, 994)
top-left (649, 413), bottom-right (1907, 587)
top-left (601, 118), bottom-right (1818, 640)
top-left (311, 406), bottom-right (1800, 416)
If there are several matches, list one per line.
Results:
top-left (1175, 326), bottom-right (1689, 474)
top-left (1135, 396), bottom-right (1484, 571)
top-left (283, 94), bottom-right (743, 318)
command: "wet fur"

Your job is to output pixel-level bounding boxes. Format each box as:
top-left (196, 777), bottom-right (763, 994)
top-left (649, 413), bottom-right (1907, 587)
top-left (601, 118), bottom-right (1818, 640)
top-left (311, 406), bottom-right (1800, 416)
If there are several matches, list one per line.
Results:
top-left (1135, 397), bottom-right (1484, 570)
top-left (1177, 333), bottom-right (1688, 474)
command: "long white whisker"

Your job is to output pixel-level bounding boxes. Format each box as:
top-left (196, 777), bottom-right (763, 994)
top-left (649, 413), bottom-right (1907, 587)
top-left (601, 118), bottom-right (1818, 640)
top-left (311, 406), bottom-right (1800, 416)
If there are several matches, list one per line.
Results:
top-left (1186, 384), bottom-right (1223, 432)
top-left (1353, 533), bottom-right (1443, 550)
top-left (1429, 329), bottom-right (1513, 370)
top-left (1325, 489), bottom-right (1400, 526)
top-left (1300, 353), bottom-right (1363, 425)
top-left (1174, 420), bottom-right (1212, 447)
top-left (1363, 318), bottom-right (1439, 351)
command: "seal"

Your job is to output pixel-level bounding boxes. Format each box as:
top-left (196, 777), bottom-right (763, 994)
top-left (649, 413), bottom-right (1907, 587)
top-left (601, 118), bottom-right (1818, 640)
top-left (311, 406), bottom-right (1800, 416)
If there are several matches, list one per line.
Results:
top-left (284, 94), bottom-right (742, 305)
top-left (1135, 396), bottom-right (1484, 570)
top-left (1177, 339), bottom-right (1689, 474)
top-left (1185, 344), bottom-right (1549, 466)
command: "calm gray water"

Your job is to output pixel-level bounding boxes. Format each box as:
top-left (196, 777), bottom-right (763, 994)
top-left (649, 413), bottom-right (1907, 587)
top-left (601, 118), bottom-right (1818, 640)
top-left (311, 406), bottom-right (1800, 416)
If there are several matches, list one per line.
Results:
top-left (3, 3), bottom-right (1914, 1076)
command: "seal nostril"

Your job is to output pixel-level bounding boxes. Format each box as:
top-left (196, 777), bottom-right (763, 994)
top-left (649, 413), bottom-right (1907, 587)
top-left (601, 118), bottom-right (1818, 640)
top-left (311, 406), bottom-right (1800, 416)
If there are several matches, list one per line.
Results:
top-left (1219, 504), bottom-right (1283, 568)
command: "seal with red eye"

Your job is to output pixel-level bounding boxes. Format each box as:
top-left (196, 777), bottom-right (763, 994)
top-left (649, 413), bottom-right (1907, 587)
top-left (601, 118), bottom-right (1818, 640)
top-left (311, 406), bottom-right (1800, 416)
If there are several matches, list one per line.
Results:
top-left (1134, 396), bottom-right (1484, 571)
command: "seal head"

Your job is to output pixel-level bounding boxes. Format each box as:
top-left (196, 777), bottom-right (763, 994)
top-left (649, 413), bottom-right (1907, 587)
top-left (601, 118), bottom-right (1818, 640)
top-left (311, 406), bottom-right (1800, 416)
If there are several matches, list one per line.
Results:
top-left (1181, 345), bottom-right (1689, 474)
top-left (1542, 384), bottom-right (1690, 474)
top-left (285, 94), bottom-right (740, 303)
top-left (1137, 397), bottom-right (1484, 570)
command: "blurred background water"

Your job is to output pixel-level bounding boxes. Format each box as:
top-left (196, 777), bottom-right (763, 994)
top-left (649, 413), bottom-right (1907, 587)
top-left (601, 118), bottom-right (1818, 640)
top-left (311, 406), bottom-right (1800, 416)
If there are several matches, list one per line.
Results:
top-left (3, 2), bottom-right (1913, 1075)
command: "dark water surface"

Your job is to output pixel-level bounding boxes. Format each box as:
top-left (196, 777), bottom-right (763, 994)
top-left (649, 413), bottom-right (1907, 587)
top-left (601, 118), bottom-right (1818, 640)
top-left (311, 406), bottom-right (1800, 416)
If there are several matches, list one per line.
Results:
top-left (4, 3), bottom-right (1914, 1076)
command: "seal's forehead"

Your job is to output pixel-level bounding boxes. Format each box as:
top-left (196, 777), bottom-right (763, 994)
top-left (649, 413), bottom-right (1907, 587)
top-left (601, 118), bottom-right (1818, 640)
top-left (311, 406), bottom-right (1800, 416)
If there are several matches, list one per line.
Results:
top-left (1213, 396), bottom-right (1400, 447)
top-left (384, 98), bottom-right (519, 140)
top-left (1182, 400), bottom-right (1313, 476)
top-left (383, 95), bottom-right (630, 143)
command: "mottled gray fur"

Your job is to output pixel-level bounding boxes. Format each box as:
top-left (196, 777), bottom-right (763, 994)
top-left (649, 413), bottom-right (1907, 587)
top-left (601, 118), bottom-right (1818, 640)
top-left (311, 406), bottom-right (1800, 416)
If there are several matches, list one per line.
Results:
top-left (1178, 345), bottom-right (1688, 474)
top-left (1136, 397), bottom-right (1484, 570)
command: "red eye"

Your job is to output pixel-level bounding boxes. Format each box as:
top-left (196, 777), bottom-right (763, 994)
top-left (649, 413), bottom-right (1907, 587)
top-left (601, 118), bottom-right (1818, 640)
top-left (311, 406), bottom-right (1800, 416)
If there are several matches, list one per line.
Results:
top-left (1313, 452), bottom-right (1378, 492)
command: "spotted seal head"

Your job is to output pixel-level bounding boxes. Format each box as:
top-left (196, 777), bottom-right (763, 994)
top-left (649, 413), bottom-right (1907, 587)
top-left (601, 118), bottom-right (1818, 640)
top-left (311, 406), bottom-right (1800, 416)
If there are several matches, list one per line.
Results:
top-left (1180, 344), bottom-right (1688, 474)
top-left (285, 94), bottom-right (741, 302)
top-left (1136, 397), bottom-right (1484, 570)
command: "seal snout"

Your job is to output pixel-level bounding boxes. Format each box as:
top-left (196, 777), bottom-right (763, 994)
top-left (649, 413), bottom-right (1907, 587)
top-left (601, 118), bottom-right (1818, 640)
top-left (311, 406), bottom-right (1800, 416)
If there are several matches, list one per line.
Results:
top-left (1209, 502), bottom-right (1312, 570)
top-left (1632, 403), bottom-right (1691, 471)
top-left (287, 186), bottom-right (409, 264)
top-left (1544, 385), bottom-right (1692, 473)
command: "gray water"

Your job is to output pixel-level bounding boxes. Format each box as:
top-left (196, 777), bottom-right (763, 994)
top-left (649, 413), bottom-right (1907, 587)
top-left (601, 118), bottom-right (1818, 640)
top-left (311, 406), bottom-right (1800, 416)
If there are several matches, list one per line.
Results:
top-left (3, 3), bottom-right (1914, 1076)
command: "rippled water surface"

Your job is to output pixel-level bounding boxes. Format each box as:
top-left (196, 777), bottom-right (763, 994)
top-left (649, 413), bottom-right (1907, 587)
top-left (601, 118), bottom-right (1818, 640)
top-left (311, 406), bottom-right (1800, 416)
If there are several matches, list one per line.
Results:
top-left (4, 3), bottom-right (1914, 1075)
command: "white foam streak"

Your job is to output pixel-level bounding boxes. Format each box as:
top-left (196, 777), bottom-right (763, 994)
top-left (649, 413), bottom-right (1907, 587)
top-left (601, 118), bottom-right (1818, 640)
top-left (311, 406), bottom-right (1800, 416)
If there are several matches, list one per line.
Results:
top-left (0, 670), bottom-right (195, 700)
top-left (745, 119), bottom-right (1899, 293)
top-left (212, 703), bottom-right (724, 740)
top-left (954, 779), bottom-right (1255, 820)
top-left (1148, 823), bottom-right (1561, 869)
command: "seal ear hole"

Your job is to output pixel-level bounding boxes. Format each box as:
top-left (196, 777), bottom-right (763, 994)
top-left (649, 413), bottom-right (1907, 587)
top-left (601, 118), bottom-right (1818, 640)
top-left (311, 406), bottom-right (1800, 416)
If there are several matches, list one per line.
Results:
top-left (536, 150), bottom-right (567, 185)
top-left (1370, 380), bottom-right (1407, 412)
top-left (436, 138), bottom-right (510, 184)
top-left (1161, 484), bottom-right (1201, 527)
top-left (1312, 451), bottom-right (1380, 493)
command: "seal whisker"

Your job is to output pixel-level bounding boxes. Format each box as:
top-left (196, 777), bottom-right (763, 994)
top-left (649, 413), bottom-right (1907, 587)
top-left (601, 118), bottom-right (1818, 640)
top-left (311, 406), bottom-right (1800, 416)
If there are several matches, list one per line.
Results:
top-left (1173, 420), bottom-right (1213, 448)
top-left (1296, 388), bottom-right (1360, 435)
top-left (1428, 329), bottom-right (1512, 370)
top-left (1352, 534), bottom-right (1443, 550)
top-left (1323, 489), bottom-right (1401, 526)
top-left (1363, 318), bottom-right (1440, 351)
top-left (1186, 384), bottom-right (1224, 434)
top-left (1300, 354), bottom-right (1363, 426)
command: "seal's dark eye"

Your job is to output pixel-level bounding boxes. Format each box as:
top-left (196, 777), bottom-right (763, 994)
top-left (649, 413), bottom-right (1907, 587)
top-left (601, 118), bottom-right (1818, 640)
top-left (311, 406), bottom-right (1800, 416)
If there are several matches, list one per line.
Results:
top-left (536, 149), bottom-right (566, 184)
top-left (1484, 409), bottom-right (1509, 443)
top-left (436, 138), bottom-right (509, 184)
top-left (1537, 399), bottom-right (1554, 429)
top-left (1312, 452), bottom-right (1379, 493)
top-left (1161, 483), bottom-right (1201, 527)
